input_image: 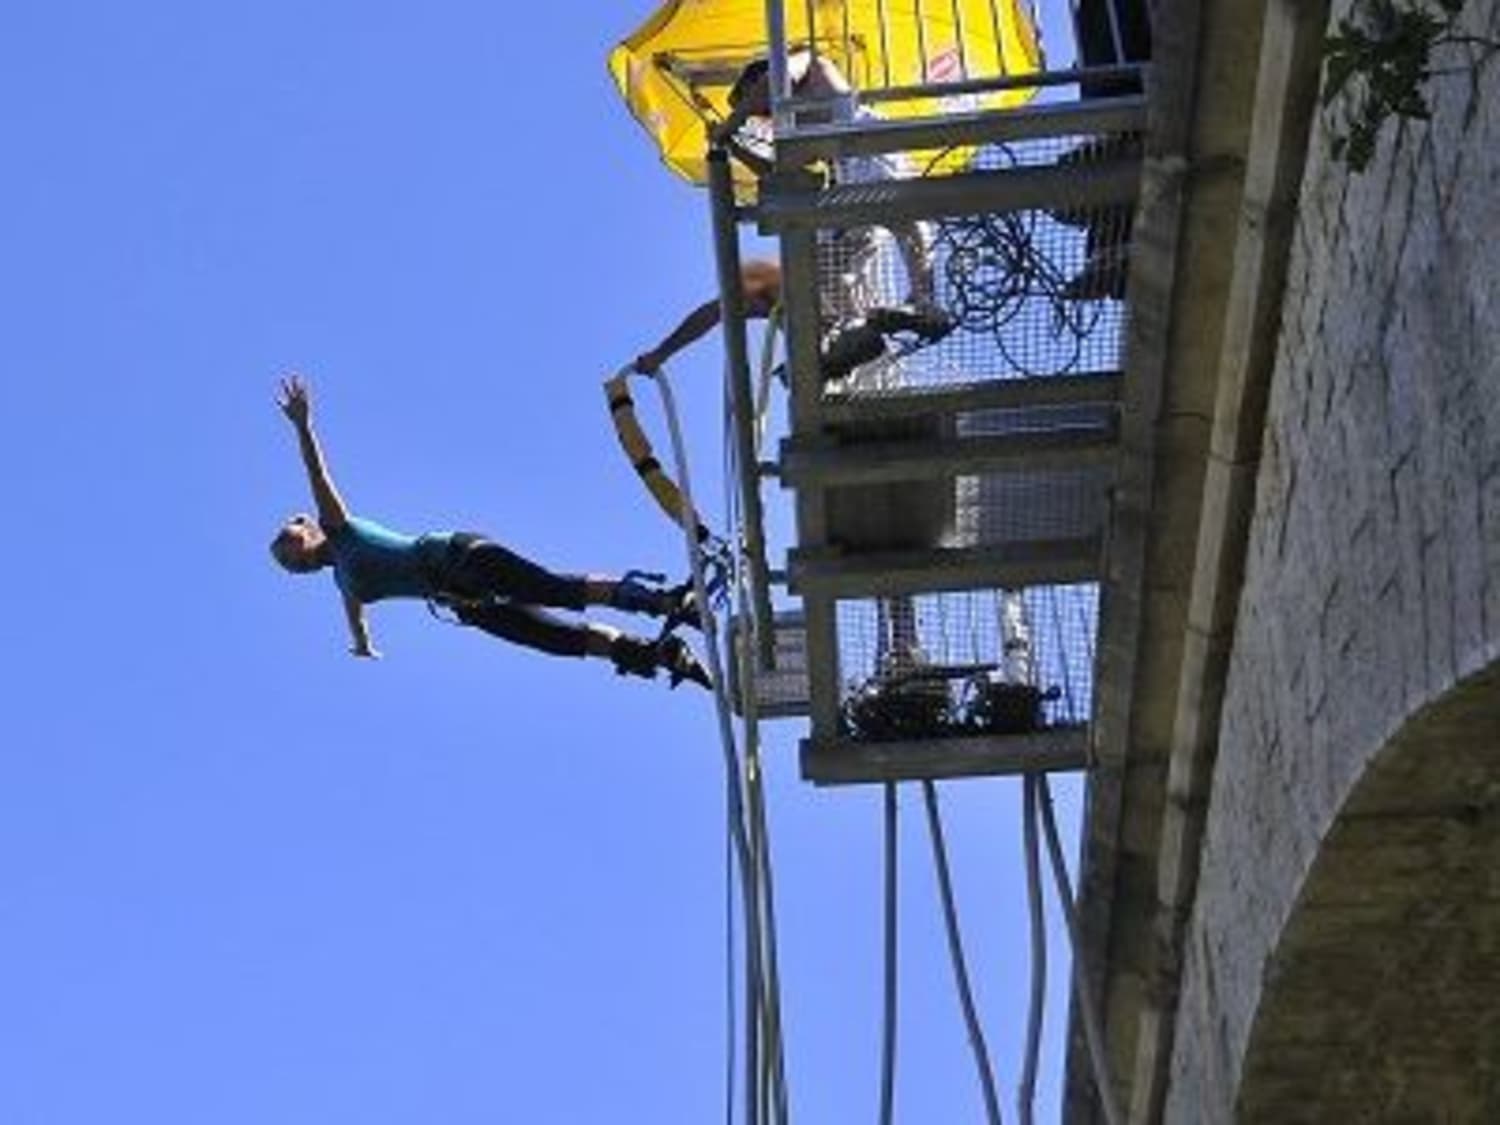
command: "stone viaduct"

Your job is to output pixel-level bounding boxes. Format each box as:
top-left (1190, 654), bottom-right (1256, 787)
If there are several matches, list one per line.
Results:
top-left (1067, 0), bottom-right (1500, 1119)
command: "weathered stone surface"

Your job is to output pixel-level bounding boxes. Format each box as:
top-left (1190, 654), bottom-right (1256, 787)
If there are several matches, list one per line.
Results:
top-left (1161, 0), bottom-right (1500, 1118)
top-left (1235, 664), bottom-right (1500, 1123)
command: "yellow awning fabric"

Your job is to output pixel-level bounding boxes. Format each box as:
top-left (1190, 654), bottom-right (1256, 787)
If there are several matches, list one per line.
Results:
top-left (608, 0), bottom-right (1044, 190)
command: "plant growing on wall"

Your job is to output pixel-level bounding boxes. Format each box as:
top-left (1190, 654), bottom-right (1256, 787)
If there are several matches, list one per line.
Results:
top-left (1323, 0), bottom-right (1500, 171)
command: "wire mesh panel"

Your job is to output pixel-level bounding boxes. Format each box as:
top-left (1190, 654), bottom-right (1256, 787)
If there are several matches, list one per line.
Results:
top-left (810, 399), bottom-right (1113, 552)
top-left (728, 611), bottom-right (812, 718)
top-left (950, 463), bottom-right (1110, 547)
top-left (951, 402), bottom-right (1112, 542)
top-left (832, 584), bottom-right (1098, 742)
top-left (804, 132), bottom-right (1139, 401)
top-left (819, 463), bottom-right (1109, 554)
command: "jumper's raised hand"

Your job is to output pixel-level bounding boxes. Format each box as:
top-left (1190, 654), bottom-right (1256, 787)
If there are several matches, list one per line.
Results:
top-left (277, 373), bottom-right (312, 427)
top-left (274, 373), bottom-right (349, 532)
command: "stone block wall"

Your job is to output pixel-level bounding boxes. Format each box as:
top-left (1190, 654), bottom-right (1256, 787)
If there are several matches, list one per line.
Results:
top-left (1163, 2), bottom-right (1500, 1118)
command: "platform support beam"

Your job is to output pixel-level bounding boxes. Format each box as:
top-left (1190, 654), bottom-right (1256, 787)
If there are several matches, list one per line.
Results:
top-left (790, 537), bottom-right (1104, 598)
top-left (802, 727), bottom-right (1090, 785)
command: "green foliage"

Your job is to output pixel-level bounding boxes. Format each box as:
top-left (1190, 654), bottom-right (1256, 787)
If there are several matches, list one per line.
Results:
top-left (1322, 0), bottom-right (1495, 172)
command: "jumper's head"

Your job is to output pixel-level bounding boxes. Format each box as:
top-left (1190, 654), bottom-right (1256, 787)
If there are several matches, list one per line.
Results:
top-left (270, 513), bottom-right (327, 574)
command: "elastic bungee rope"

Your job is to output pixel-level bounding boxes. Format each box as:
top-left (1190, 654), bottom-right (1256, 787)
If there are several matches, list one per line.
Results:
top-left (737, 325), bottom-right (790, 1124)
top-left (879, 782), bottom-right (899, 1125)
top-left (922, 780), bottom-right (1004, 1125)
top-left (1019, 774), bottom-right (1047, 1125)
top-left (605, 366), bottom-right (717, 546)
top-left (647, 361), bottom-right (789, 1125)
top-left (614, 319), bottom-right (1107, 1125)
top-left (753, 304), bottom-right (783, 454)
top-left (719, 341), bottom-right (790, 1125)
top-left (1035, 775), bottom-right (1121, 1125)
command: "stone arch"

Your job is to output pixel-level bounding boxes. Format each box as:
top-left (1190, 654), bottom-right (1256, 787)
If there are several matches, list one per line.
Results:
top-left (1234, 659), bottom-right (1500, 1122)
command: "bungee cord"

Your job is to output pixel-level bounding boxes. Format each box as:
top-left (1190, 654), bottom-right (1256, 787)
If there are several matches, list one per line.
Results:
top-left (879, 782), bottom-right (900, 1125)
top-left (1034, 774), bottom-right (1121, 1125)
top-left (649, 362), bottom-right (766, 1123)
top-left (748, 720), bottom-right (790, 1124)
top-left (611, 288), bottom-right (1118, 1125)
top-left (1018, 774), bottom-right (1047, 1125)
top-left (733, 346), bottom-right (791, 1125)
top-left (754, 305), bottom-right (784, 453)
top-left (726, 823), bottom-right (739, 1125)
top-left (647, 361), bottom-right (789, 1125)
top-left (604, 367), bottom-right (723, 549)
top-left (720, 359), bottom-right (760, 1125)
top-left (922, 780), bottom-right (1005, 1125)
top-left (726, 330), bottom-right (791, 1125)
top-left (871, 774), bottom-right (1106, 1125)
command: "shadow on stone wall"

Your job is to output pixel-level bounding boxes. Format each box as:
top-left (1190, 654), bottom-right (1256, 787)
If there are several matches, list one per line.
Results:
top-left (1236, 658), bottom-right (1500, 1122)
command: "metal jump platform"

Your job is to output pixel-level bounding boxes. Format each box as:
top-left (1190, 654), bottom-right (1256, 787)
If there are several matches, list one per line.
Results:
top-left (702, 0), bottom-right (1150, 786)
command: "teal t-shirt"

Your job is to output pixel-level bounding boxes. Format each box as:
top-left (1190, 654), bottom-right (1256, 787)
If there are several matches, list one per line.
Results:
top-left (328, 517), bottom-right (453, 603)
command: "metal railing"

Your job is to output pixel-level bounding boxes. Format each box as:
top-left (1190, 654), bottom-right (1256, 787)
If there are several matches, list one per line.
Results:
top-left (761, 0), bottom-right (1152, 134)
top-left (708, 0), bottom-right (1153, 753)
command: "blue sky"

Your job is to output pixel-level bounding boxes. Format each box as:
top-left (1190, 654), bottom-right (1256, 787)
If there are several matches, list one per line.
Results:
top-left (1, 2), bottom-right (1087, 1121)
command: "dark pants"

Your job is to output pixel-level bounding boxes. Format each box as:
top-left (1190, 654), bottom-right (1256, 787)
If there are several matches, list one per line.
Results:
top-left (440, 535), bottom-right (592, 658)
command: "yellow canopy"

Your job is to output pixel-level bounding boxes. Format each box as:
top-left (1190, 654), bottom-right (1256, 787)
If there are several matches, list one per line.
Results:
top-left (608, 0), bottom-right (1044, 190)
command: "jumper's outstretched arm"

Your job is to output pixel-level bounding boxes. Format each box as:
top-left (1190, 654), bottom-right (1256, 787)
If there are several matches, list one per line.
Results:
top-left (342, 594), bottom-right (380, 659)
top-left (277, 374), bottom-right (350, 530)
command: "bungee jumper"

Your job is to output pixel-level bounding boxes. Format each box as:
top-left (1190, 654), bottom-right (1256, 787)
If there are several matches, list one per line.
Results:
top-left (269, 375), bottom-right (710, 690)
